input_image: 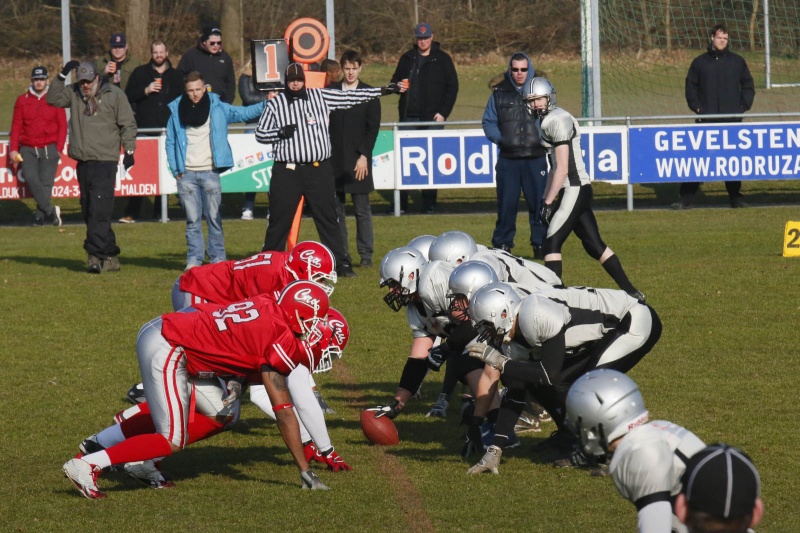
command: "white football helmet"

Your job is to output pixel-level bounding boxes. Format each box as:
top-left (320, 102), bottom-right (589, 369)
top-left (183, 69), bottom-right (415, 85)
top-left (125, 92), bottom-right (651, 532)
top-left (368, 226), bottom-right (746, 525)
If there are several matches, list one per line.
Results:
top-left (407, 235), bottom-right (437, 261)
top-left (565, 369), bottom-right (650, 459)
top-left (468, 282), bottom-right (523, 345)
top-left (524, 77), bottom-right (557, 119)
top-left (428, 231), bottom-right (478, 266)
top-left (447, 261), bottom-right (499, 316)
top-left (379, 246), bottom-right (427, 311)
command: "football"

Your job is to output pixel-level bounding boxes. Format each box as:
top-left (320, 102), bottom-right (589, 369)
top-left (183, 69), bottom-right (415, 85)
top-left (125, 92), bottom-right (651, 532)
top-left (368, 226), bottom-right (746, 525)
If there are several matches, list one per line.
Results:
top-left (360, 410), bottom-right (400, 446)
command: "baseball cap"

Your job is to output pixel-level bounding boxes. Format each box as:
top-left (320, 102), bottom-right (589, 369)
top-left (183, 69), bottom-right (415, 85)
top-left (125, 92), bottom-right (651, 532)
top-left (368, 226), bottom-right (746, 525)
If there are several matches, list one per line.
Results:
top-left (31, 66), bottom-right (48, 79)
top-left (681, 443), bottom-right (761, 518)
top-left (285, 63), bottom-right (306, 82)
top-left (75, 62), bottom-right (98, 83)
top-left (110, 33), bottom-right (127, 47)
top-left (415, 23), bottom-right (433, 39)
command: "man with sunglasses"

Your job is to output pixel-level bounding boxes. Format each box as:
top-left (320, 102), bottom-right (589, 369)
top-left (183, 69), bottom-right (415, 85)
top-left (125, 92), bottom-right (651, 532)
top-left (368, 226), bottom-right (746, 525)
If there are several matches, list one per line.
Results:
top-left (177, 27), bottom-right (235, 104)
top-left (389, 23), bottom-right (459, 214)
top-left (482, 53), bottom-right (548, 260)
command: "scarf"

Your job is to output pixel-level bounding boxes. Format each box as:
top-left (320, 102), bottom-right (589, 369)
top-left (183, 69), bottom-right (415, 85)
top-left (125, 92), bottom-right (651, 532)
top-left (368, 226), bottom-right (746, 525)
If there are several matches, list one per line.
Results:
top-left (79, 77), bottom-right (103, 117)
top-left (285, 86), bottom-right (308, 105)
top-left (178, 91), bottom-right (211, 127)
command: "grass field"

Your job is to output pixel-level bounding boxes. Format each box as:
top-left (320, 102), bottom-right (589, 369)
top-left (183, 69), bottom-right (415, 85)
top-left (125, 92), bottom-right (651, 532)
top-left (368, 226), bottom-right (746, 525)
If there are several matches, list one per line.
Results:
top-left (1, 206), bottom-right (798, 532)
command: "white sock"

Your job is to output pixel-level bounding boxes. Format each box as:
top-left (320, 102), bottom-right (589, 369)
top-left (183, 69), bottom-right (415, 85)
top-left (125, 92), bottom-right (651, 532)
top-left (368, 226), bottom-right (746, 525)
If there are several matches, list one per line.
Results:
top-left (82, 450), bottom-right (112, 470)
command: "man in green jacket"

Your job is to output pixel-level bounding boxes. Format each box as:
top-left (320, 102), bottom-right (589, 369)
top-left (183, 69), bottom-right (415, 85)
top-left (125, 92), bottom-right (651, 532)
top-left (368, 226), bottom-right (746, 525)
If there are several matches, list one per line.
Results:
top-left (47, 61), bottom-right (137, 274)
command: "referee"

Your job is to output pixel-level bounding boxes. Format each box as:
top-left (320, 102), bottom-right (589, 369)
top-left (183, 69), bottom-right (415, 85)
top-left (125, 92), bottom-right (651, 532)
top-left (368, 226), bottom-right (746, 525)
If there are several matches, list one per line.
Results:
top-left (256, 63), bottom-right (403, 277)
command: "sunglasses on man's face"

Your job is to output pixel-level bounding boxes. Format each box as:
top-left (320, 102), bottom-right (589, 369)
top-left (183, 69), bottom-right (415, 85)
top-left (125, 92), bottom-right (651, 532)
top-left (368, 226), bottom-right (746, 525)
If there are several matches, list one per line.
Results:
top-left (511, 68), bottom-right (528, 73)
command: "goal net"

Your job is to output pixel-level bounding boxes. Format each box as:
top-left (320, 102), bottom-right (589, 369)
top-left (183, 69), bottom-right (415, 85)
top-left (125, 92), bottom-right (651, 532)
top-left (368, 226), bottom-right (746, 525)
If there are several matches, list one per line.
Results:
top-left (588, 0), bottom-right (800, 120)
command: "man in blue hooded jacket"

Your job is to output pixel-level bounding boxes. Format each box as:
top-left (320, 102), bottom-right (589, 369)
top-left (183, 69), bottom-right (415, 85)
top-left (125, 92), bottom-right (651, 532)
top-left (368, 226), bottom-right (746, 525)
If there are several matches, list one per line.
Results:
top-left (165, 71), bottom-right (266, 270)
top-left (482, 53), bottom-right (547, 260)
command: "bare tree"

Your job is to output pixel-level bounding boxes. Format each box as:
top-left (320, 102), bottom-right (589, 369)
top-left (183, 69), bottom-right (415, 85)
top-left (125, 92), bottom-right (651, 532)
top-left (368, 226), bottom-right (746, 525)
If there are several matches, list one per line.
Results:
top-left (221, 0), bottom-right (244, 65)
top-left (127, 0), bottom-right (150, 61)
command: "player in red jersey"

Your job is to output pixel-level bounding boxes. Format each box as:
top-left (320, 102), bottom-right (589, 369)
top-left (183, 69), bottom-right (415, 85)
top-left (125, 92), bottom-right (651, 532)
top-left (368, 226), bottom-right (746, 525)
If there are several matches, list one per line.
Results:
top-left (172, 240), bottom-right (337, 310)
top-left (62, 281), bottom-right (332, 499)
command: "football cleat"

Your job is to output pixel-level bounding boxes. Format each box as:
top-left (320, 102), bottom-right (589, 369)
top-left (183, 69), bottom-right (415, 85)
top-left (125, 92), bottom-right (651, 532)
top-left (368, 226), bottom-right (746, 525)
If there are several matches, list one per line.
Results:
top-left (63, 458), bottom-right (106, 499)
top-left (78, 435), bottom-right (104, 456)
top-left (126, 382), bottom-right (146, 404)
top-left (123, 460), bottom-right (175, 489)
top-left (314, 390), bottom-right (336, 415)
top-left (532, 429), bottom-right (576, 454)
top-left (514, 413), bottom-right (542, 434)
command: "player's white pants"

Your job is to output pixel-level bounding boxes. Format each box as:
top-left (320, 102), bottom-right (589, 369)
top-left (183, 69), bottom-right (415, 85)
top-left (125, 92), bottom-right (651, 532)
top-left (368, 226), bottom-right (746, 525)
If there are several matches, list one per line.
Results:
top-left (170, 277), bottom-right (207, 312)
top-left (596, 304), bottom-right (652, 367)
top-left (136, 317), bottom-right (191, 448)
top-left (249, 365), bottom-right (331, 451)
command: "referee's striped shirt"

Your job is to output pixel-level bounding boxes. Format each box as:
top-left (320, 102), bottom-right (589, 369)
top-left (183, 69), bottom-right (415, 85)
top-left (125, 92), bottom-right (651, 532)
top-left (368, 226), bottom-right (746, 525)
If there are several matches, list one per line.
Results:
top-left (255, 87), bottom-right (383, 163)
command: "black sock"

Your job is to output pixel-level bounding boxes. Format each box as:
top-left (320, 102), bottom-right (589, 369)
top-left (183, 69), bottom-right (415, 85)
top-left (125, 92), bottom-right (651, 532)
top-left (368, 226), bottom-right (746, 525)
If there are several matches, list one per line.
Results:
top-left (601, 254), bottom-right (636, 293)
top-left (545, 259), bottom-right (562, 278)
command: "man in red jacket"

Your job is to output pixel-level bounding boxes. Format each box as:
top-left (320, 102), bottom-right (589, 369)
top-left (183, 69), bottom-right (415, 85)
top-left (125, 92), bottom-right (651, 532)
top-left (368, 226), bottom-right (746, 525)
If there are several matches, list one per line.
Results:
top-left (9, 66), bottom-right (67, 226)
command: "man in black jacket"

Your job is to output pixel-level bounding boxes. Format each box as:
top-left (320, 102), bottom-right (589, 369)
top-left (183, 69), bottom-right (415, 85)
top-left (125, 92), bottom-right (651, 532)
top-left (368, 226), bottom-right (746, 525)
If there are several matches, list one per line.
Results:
top-left (390, 23), bottom-right (459, 214)
top-left (177, 27), bottom-right (235, 104)
top-left (121, 40), bottom-right (184, 222)
top-left (329, 50), bottom-right (381, 272)
top-left (677, 23), bottom-right (755, 210)
top-left (482, 52), bottom-right (547, 259)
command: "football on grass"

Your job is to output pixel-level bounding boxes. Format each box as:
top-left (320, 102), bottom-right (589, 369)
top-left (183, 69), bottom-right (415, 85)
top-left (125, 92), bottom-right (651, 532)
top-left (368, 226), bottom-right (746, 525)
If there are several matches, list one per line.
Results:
top-left (360, 410), bottom-right (400, 445)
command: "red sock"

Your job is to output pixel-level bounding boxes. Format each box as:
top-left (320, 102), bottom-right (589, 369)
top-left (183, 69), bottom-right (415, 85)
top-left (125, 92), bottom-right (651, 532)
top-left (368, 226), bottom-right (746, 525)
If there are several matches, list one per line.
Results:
top-left (105, 434), bottom-right (174, 465)
top-left (187, 413), bottom-right (225, 445)
top-left (119, 403), bottom-right (156, 438)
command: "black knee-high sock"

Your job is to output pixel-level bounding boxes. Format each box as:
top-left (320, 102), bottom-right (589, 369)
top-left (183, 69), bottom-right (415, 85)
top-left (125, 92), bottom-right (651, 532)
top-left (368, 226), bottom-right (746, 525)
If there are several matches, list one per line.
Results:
top-left (545, 259), bottom-right (562, 278)
top-left (601, 254), bottom-right (636, 293)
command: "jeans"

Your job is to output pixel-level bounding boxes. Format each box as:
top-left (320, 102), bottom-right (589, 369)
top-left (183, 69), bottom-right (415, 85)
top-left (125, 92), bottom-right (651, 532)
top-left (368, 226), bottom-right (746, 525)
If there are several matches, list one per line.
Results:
top-left (491, 156), bottom-right (548, 249)
top-left (177, 169), bottom-right (225, 266)
top-left (336, 192), bottom-right (374, 263)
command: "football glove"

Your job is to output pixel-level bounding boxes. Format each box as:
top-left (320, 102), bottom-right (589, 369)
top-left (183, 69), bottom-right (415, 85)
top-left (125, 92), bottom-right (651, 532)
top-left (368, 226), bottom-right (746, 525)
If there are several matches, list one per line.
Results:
top-left (303, 441), bottom-right (321, 463)
top-left (277, 125), bottom-right (297, 139)
top-left (426, 344), bottom-right (451, 371)
top-left (461, 420), bottom-right (484, 460)
top-left (467, 342), bottom-right (509, 372)
top-left (300, 469), bottom-right (330, 490)
top-left (425, 392), bottom-right (449, 418)
top-left (60, 60), bottom-right (80, 78)
top-left (319, 447), bottom-right (352, 472)
top-left (467, 445), bottom-right (502, 475)
top-left (539, 202), bottom-right (555, 226)
top-left (366, 399), bottom-right (403, 419)
top-left (222, 379), bottom-right (242, 407)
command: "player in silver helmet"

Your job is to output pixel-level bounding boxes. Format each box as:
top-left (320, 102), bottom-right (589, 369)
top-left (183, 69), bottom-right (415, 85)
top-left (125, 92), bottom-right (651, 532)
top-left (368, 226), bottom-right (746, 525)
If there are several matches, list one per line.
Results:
top-left (524, 77), bottom-right (645, 303)
top-left (466, 284), bottom-right (661, 474)
top-left (565, 370), bottom-right (707, 533)
top-left (407, 234), bottom-right (437, 261)
top-left (428, 230), bottom-right (479, 266)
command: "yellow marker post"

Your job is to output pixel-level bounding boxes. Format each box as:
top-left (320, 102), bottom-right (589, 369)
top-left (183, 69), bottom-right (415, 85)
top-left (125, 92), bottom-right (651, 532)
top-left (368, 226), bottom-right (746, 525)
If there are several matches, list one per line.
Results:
top-left (783, 221), bottom-right (800, 257)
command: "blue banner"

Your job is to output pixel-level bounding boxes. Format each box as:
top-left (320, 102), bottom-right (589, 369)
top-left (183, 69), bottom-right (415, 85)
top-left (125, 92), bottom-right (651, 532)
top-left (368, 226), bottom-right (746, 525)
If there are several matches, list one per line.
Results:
top-left (629, 122), bottom-right (800, 184)
top-left (580, 127), bottom-right (626, 182)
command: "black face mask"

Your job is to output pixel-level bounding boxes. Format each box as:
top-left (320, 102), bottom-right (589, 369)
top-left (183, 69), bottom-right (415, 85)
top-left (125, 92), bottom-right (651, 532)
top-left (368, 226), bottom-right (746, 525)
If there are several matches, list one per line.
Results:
top-left (178, 90), bottom-right (210, 127)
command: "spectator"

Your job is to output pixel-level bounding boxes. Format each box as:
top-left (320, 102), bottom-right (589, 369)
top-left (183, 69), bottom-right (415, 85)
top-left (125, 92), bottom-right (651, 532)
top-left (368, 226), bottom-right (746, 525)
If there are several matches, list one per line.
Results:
top-left (482, 52), bottom-right (547, 259)
top-left (9, 65), bottom-right (67, 227)
top-left (47, 61), bottom-right (136, 274)
top-left (677, 23), bottom-right (755, 210)
top-left (121, 40), bottom-right (184, 223)
top-left (101, 33), bottom-right (141, 91)
top-left (237, 60), bottom-right (277, 221)
top-left (320, 58), bottom-right (342, 86)
top-left (676, 443), bottom-right (763, 533)
top-left (177, 27), bottom-right (235, 104)
top-left (329, 50), bottom-right (380, 270)
top-left (390, 22), bottom-right (459, 214)
top-left (165, 71), bottom-right (267, 271)
top-left (255, 63), bottom-right (403, 279)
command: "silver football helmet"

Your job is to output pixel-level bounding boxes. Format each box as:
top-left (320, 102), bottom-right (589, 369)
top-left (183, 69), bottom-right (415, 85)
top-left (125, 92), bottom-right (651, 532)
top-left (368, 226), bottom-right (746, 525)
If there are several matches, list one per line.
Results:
top-left (428, 231), bottom-right (478, 266)
top-left (468, 282), bottom-right (523, 345)
top-left (407, 235), bottom-right (437, 261)
top-left (447, 261), bottom-right (499, 316)
top-left (565, 369), bottom-right (650, 459)
top-left (524, 77), bottom-right (557, 119)
top-left (379, 246), bottom-right (427, 311)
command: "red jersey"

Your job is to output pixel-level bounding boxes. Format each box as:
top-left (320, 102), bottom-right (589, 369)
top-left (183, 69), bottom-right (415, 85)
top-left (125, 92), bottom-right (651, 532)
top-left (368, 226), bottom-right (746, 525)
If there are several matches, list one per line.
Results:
top-left (160, 295), bottom-right (319, 378)
top-left (179, 252), bottom-right (293, 304)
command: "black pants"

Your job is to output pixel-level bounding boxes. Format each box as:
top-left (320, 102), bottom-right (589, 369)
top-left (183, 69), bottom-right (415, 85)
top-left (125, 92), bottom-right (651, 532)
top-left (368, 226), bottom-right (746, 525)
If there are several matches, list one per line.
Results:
top-left (76, 160), bottom-right (120, 259)
top-left (262, 160), bottom-right (347, 265)
top-left (679, 181), bottom-right (742, 201)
